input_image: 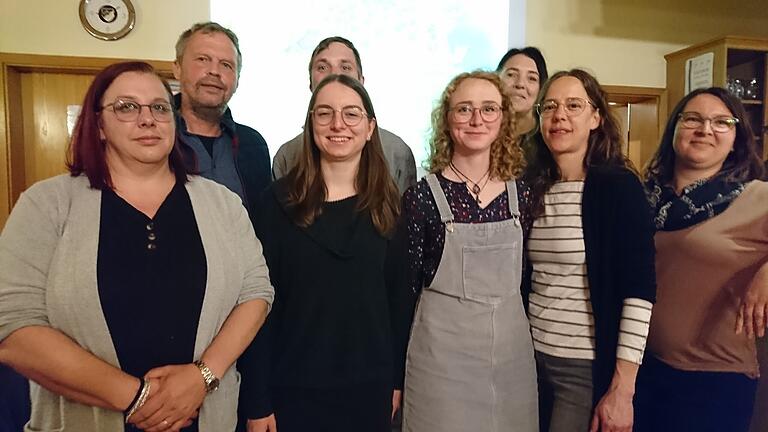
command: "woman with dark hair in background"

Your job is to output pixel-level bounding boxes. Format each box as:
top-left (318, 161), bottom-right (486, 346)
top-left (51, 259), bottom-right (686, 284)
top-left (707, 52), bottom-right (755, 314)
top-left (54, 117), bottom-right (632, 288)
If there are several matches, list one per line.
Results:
top-left (497, 46), bottom-right (549, 138)
top-left (634, 87), bottom-right (766, 432)
top-left (0, 61), bottom-right (274, 432)
top-left (522, 69), bottom-right (656, 432)
top-left (241, 74), bottom-right (413, 432)
top-left (402, 71), bottom-right (537, 432)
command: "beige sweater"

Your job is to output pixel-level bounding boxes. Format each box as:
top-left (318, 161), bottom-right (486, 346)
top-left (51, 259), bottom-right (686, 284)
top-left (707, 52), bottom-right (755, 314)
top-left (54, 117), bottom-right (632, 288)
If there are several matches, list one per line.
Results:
top-left (0, 174), bottom-right (274, 431)
top-left (648, 180), bottom-right (768, 377)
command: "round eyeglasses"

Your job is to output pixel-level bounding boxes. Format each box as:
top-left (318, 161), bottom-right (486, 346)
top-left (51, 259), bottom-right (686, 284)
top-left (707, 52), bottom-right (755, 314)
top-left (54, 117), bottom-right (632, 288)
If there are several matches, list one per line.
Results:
top-left (677, 112), bottom-right (739, 133)
top-left (311, 105), bottom-right (370, 127)
top-left (450, 103), bottom-right (503, 123)
top-left (101, 99), bottom-right (174, 123)
top-left (536, 97), bottom-right (596, 117)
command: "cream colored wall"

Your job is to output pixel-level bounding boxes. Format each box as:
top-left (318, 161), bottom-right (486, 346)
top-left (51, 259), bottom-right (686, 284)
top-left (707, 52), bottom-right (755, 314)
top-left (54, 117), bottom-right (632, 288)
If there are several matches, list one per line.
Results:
top-left (526, 0), bottom-right (768, 87)
top-left (0, 0), bottom-right (209, 60)
top-left (4, 0), bottom-right (765, 86)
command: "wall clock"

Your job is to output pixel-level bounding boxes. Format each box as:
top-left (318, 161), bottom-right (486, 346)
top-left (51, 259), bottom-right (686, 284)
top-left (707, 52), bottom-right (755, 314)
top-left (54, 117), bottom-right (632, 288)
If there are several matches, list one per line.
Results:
top-left (79, 0), bottom-right (136, 41)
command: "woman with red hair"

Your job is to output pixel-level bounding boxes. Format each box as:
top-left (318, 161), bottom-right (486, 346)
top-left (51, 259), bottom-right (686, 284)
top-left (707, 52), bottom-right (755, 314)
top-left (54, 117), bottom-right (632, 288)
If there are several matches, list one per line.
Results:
top-left (0, 61), bottom-right (273, 432)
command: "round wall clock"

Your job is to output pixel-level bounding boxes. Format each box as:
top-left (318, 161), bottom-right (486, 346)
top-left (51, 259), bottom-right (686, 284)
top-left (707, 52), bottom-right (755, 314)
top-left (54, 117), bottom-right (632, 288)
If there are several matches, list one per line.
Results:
top-left (79, 0), bottom-right (136, 41)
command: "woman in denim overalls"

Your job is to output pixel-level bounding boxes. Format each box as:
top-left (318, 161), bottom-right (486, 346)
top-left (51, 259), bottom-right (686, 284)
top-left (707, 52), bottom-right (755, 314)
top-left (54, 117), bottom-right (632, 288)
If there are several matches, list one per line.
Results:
top-left (401, 71), bottom-right (537, 432)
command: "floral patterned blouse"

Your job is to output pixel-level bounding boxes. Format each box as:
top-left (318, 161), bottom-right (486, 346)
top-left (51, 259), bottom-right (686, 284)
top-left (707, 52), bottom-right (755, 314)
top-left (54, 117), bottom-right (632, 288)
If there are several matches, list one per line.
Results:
top-left (402, 173), bottom-right (532, 293)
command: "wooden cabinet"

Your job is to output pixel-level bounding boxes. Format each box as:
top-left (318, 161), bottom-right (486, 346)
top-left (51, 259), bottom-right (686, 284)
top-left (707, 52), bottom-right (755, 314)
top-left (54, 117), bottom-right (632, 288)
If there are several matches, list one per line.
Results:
top-left (665, 36), bottom-right (768, 160)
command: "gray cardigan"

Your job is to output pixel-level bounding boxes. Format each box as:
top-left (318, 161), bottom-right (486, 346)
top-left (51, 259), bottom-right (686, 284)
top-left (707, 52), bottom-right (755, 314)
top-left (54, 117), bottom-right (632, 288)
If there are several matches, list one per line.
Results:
top-left (0, 174), bottom-right (274, 432)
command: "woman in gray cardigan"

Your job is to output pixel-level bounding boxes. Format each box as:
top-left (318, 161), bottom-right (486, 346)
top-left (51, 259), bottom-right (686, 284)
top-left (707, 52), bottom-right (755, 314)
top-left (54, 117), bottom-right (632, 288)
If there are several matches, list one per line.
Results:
top-left (0, 61), bottom-right (274, 432)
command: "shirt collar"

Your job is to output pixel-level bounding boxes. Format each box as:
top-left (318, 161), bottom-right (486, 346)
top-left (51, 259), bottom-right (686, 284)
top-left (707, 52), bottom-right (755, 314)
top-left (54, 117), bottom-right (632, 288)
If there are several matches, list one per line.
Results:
top-left (173, 92), bottom-right (236, 137)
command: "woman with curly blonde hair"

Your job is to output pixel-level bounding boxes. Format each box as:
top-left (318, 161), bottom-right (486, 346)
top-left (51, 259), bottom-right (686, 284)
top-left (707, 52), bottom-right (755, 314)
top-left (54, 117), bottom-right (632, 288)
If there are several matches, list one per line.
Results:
top-left (401, 71), bottom-right (537, 432)
top-left (426, 72), bottom-right (524, 182)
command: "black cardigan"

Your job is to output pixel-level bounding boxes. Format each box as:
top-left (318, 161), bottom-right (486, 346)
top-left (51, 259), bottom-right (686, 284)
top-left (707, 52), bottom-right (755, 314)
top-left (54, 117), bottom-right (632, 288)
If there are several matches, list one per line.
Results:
top-left (522, 165), bottom-right (657, 405)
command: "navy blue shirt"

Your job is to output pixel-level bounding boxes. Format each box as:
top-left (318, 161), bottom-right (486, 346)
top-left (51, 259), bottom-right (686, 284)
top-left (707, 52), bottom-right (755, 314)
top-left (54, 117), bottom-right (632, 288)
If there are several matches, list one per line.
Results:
top-left (97, 183), bottom-right (206, 432)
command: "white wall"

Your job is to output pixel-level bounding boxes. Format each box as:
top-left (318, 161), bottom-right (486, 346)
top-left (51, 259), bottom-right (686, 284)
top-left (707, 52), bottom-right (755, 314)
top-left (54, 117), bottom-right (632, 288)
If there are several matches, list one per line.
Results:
top-left (213, 0), bottom-right (511, 164)
top-left (508, 0), bottom-right (526, 49)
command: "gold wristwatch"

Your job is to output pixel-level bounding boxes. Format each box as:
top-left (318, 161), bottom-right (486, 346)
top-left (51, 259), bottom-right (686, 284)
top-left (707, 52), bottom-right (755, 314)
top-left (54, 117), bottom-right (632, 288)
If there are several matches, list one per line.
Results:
top-left (194, 360), bottom-right (220, 393)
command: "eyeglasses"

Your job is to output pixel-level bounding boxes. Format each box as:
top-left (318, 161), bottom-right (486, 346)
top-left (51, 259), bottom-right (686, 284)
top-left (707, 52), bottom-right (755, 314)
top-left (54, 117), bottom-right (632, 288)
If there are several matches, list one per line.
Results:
top-left (536, 97), bottom-right (596, 117)
top-left (677, 112), bottom-right (739, 133)
top-left (450, 103), bottom-right (503, 123)
top-left (101, 99), bottom-right (174, 123)
top-left (311, 105), bottom-right (369, 127)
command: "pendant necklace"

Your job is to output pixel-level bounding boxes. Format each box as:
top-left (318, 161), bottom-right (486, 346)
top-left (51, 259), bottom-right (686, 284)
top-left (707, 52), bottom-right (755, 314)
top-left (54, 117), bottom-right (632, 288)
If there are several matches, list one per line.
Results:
top-left (449, 162), bottom-right (491, 204)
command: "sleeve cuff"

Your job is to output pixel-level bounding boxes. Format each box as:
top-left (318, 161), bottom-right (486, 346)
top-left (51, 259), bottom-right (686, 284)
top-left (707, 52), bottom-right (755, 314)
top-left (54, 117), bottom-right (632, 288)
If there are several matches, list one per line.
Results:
top-left (616, 298), bottom-right (653, 364)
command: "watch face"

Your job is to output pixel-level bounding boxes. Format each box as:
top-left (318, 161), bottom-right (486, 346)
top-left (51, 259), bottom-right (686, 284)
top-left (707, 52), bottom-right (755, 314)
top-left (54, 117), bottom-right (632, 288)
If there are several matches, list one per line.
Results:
top-left (210, 377), bottom-right (220, 392)
top-left (79, 0), bottom-right (135, 41)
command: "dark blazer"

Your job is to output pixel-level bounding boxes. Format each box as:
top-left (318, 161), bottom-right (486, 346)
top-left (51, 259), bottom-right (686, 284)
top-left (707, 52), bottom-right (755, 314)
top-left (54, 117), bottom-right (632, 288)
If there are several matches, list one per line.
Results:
top-left (522, 165), bottom-right (657, 405)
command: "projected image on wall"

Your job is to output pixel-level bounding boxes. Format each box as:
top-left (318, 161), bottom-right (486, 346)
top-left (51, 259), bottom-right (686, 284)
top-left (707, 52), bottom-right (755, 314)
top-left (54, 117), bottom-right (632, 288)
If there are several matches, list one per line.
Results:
top-left (213, 0), bottom-right (511, 170)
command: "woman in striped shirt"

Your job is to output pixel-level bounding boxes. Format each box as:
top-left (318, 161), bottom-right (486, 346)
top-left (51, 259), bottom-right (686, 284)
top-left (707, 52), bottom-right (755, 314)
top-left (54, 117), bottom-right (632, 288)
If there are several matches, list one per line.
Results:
top-left (521, 69), bottom-right (656, 432)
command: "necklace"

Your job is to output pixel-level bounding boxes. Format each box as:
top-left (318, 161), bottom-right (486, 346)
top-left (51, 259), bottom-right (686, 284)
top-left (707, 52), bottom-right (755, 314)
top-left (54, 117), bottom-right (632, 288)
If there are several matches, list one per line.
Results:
top-left (449, 162), bottom-right (491, 203)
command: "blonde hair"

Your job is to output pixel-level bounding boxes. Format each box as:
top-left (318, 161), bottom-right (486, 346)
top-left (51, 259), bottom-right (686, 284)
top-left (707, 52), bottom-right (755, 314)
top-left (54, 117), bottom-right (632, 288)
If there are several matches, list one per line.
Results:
top-left (426, 71), bottom-right (523, 181)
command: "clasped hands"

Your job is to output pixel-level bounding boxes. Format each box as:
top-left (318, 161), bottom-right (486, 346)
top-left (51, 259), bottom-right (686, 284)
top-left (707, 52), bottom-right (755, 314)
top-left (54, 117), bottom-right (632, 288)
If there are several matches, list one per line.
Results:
top-left (128, 364), bottom-right (207, 432)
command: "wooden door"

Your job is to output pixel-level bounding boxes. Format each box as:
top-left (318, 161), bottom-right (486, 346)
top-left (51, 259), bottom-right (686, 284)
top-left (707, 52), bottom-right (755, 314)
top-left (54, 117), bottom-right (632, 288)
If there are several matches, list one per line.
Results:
top-left (20, 72), bottom-right (95, 189)
top-left (604, 85), bottom-right (667, 171)
top-left (0, 53), bottom-right (173, 228)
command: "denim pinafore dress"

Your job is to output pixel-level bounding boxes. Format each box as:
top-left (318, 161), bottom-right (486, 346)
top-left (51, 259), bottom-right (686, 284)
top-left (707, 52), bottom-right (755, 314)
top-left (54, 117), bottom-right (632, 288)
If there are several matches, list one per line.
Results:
top-left (402, 174), bottom-right (538, 432)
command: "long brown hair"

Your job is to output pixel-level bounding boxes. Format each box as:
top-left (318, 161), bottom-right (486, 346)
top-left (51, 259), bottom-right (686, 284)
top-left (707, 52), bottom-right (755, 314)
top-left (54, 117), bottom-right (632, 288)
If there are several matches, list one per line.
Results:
top-left (426, 71), bottom-right (524, 180)
top-left (523, 69), bottom-right (631, 216)
top-left (284, 74), bottom-right (400, 236)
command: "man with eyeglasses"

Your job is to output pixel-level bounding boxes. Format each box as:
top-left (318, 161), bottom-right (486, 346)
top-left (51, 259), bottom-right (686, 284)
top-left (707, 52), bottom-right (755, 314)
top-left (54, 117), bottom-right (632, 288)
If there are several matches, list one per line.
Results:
top-left (271, 36), bottom-right (417, 195)
top-left (173, 22), bottom-right (271, 219)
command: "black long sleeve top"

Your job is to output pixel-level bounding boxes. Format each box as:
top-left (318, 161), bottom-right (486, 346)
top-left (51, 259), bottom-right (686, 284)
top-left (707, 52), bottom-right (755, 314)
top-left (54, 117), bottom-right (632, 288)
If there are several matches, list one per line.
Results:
top-left (97, 183), bottom-right (206, 432)
top-left (238, 181), bottom-right (415, 419)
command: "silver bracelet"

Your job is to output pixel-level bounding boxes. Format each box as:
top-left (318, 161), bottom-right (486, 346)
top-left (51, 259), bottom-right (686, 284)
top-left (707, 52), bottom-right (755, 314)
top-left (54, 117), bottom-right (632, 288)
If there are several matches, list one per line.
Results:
top-left (124, 378), bottom-right (151, 423)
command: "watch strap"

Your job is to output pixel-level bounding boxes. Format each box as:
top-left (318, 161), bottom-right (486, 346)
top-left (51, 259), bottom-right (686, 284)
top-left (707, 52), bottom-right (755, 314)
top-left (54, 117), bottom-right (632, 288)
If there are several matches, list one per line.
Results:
top-left (193, 360), bottom-right (219, 393)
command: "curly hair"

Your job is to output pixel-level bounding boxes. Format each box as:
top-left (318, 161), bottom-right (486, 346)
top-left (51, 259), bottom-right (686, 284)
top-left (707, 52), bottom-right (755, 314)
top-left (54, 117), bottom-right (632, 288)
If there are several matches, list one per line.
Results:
top-left (426, 71), bottom-right (524, 181)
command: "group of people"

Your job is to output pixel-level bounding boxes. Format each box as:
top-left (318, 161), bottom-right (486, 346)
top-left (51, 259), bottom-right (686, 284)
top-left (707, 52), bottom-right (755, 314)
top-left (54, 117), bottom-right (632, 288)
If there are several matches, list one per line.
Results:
top-left (0, 20), bottom-right (765, 432)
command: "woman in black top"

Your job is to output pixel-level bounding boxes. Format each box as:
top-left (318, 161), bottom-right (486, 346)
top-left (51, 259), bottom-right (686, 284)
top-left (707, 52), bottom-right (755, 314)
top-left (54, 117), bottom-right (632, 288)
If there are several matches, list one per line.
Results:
top-left (0, 62), bottom-right (274, 432)
top-left (241, 74), bottom-right (413, 432)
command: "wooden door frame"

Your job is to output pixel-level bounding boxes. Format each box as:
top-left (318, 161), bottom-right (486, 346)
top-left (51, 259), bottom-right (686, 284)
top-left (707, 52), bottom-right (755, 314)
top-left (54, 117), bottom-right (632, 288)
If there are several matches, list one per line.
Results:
top-left (603, 85), bottom-right (667, 168)
top-left (603, 85), bottom-right (667, 134)
top-left (0, 53), bottom-right (174, 227)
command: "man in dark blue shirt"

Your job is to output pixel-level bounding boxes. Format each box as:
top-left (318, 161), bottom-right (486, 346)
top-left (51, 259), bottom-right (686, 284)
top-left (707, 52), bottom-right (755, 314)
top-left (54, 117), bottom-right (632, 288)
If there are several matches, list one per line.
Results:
top-left (173, 22), bottom-right (271, 219)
